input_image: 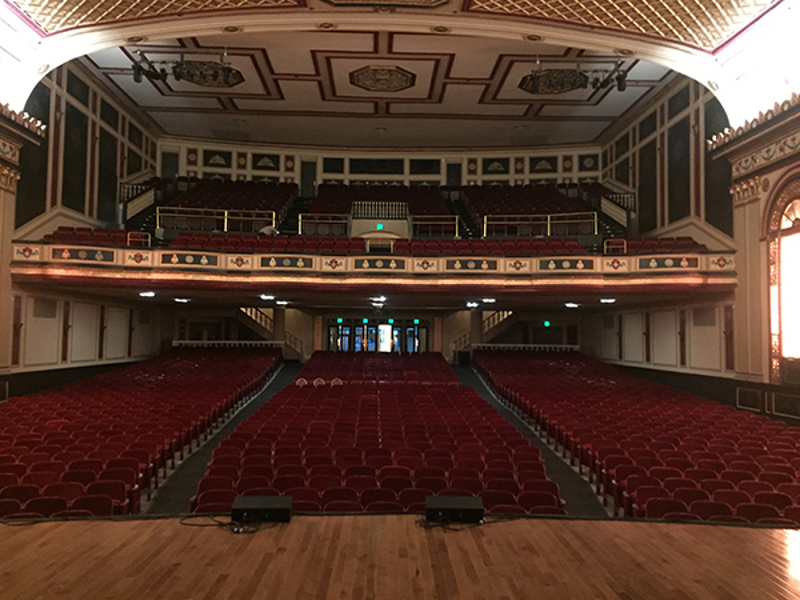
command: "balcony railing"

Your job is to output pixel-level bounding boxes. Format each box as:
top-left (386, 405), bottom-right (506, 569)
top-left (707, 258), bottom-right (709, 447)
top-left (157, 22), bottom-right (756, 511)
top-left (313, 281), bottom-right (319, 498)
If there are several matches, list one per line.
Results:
top-left (352, 201), bottom-right (408, 219)
top-left (298, 213), bottom-right (351, 237)
top-left (410, 215), bottom-right (460, 238)
top-left (482, 212), bottom-right (598, 238)
top-left (156, 207), bottom-right (276, 233)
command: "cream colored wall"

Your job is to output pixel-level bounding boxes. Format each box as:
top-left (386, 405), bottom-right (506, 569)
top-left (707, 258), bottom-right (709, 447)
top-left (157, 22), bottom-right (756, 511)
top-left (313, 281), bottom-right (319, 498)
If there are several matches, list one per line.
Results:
top-left (105, 306), bottom-right (129, 360)
top-left (442, 310), bottom-right (472, 361)
top-left (159, 136), bottom-right (602, 187)
top-left (286, 308), bottom-right (314, 361)
top-left (70, 301), bottom-right (99, 363)
top-left (11, 291), bottom-right (159, 373)
top-left (622, 312), bottom-right (644, 363)
top-left (651, 310), bottom-right (678, 367)
top-left (589, 302), bottom-right (733, 377)
top-left (598, 315), bottom-right (619, 361)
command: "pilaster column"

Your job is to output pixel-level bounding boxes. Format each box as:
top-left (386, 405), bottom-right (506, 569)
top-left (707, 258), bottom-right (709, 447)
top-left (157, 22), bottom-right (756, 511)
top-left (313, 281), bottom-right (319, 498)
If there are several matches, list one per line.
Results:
top-left (0, 105), bottom-right (45, 374)
top-left (273, 306), bottom-right (286, 356)
top-left (730, 175), bottom-right (769, 382)
top-left (312, 314), bottom-right (324, 352)
top-left (469, 309), bottom-right (483, 346)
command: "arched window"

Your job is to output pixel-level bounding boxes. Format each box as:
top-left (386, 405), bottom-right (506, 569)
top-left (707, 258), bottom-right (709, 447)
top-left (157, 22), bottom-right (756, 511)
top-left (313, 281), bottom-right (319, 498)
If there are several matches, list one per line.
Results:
top-left (779, 200), bottom-right (800, 358)
top-left (767, 180), bottom-right (800, 382)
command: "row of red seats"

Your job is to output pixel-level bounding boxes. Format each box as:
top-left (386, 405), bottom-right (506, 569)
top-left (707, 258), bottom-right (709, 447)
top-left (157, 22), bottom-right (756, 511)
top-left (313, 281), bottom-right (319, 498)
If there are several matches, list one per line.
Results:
top-left (41, 227), bottom-right (149, 247)
top-left (393, 237), bottom-right (585, 256)
top-left (0, 348), bottom-right (281, 519)
top-left (312, 184), bottom-right (450, 216)
top-left (462, 185), bottom-right (589, 218)
top-left (605, 236), bottom-right (708, 254)
top-left (193, 354), bottom-right (564, 514)
top-left (170, 234), bottom-right (366, 254)
top-left (296, 352), bottom-right (459, 386)
top-left (170, 180), bottom-right (297, 212)
top-left (474, 350), bottom-right (800, 525)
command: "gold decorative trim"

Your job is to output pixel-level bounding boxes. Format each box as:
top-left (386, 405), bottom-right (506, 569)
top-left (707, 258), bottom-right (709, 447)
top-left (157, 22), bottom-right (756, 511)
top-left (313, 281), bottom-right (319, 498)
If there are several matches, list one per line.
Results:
top-left (731, 176), bottom-right (761, 208)
top-left (465, 0), bottom-right (775, 50)
top-left (708, 92), bottom-right (800, 152)
top-left (728, 126), bottom-right (800, 181)
top-left (10, 0), bottom-right (303, 34)
top-left (0, 164), bottom-right (21, 193)
top-left (0, 103), bottom-right (47, 137)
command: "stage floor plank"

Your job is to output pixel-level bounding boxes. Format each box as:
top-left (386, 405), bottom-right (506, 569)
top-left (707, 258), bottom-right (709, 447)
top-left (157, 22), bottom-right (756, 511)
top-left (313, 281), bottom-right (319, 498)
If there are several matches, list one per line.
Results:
top-left (2, 515), bottom-right (800, 599)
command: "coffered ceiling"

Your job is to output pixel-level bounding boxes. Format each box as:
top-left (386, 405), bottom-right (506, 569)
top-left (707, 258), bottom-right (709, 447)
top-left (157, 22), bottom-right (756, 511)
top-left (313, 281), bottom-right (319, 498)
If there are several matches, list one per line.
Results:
top-left (86, 31), bottom-right (671, 148)
top-left (9, 0), bottom-right (781, 51)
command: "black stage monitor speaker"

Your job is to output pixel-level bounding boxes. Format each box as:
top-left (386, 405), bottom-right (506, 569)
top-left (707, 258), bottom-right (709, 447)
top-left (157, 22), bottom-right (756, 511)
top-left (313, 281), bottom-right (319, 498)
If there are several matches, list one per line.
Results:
top-left (425, 495), bottom-right (484, 524)
top-left (231, 495), bottom-right (292, 523)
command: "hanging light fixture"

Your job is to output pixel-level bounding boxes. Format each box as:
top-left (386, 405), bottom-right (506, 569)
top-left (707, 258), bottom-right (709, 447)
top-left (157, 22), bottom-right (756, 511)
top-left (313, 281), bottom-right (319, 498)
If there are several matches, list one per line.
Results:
top-left (131, 50), bottom-right (244, 88)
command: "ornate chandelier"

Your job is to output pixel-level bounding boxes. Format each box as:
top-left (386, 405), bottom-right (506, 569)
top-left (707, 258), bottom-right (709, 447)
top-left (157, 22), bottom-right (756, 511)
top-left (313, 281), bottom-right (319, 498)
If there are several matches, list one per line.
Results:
top-left (519, 60), bottom-right (627, 95)
top-left (131, 51), bottom-right (244, 88)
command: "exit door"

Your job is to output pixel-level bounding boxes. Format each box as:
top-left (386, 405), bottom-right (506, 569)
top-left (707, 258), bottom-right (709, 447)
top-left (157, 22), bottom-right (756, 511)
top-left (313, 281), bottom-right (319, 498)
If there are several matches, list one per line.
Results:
top-left (301, 161), bottom-right (317, 197)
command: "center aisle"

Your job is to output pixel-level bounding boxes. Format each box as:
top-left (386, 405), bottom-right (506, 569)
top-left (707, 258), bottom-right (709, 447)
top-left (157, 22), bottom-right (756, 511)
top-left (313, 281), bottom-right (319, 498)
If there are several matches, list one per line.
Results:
top-left (146, 361), bottom-right (303, 515)
top-left (452, 365), bottom-right (608, 518)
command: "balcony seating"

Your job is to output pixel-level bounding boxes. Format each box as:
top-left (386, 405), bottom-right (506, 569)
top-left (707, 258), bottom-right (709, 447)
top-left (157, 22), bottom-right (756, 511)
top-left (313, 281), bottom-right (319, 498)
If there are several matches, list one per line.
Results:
top-left (462, 184), bottom-right (589, 219)
top-left (473, 349), bottom-right (800, 525)
top-left (312, 184), bottom-right (451, 216)
top-left (169, 179), bottom-right (296, 213)
top-left (0, 348), bottom-right (281, 517)
top-left (604, 236), bottom-right (708, 254)
top-left (42, 227), bottom-right (133, 247)
top-left (191, 351), bottom-right (564, 514)
top-left (168, 233), bottom-right (585, 256)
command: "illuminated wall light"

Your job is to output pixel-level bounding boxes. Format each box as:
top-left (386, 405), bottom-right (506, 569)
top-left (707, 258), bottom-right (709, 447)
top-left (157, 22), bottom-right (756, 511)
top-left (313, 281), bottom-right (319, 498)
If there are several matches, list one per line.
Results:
top-left (481, 298), bottom-right (496, 304)
top-left (139, 291), bottom-right (155, 298)
top-left (259, 294), bottom-right (275, 301)
top-left (376, 224), bottom-right (384, 230)
top-left (275, 300), bottom-right (289, 306)
top-left (174, 298), bottom-right (190, 303)
top-left (371, 302), bottom-right (384, 309)
top-left (466, 301), bottom-right (480, 308)
top-left (565, 302), bottom-right (580, 309)
top-left (370, 296), bottom-right (387, 303)
top-left (600, 298), bottom-right (617, 304)
top-left (544, 320), bottom-right (551, 327)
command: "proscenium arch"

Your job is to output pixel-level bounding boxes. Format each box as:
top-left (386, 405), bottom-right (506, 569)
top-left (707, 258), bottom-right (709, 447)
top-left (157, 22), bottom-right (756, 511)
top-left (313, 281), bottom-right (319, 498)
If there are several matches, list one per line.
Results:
top-left (2, 3), bottom-right (799, 124)
top-left (764, 170), bottom-right (800, 382)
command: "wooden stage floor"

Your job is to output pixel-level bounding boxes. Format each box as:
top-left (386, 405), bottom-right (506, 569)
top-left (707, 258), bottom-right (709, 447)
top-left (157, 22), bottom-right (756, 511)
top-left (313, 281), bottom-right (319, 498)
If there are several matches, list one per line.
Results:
top-left (3, 514), bottom-right (800, 600)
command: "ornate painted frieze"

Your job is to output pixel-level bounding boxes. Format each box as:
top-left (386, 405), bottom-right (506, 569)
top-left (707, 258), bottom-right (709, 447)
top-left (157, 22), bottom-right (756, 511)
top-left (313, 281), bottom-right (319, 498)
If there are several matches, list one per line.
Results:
top-left (160, 252), bottom-right (218, 267)
top-left (353, 258), bottom-right (405, 271)
top-left (445, 259), bottom-right (497, 272)
top-left (123, 250), bottom-right (153, 267)
top-left (601, 257), bottom-right (630, 273)
top-left (731, 132), bottom-right (800, 180)
top-left (11, 243), bottom-right (737, 291)
top-left (51, 247), bottom-right (115, 263)
top-left (13, 244), bottom-right (41, 260)
top-left (261, 255), bottom-right (314, 269)
top-left (538, 258), bottom-right (593, 272)
top-left (637, 256), bottom-right (699, 270)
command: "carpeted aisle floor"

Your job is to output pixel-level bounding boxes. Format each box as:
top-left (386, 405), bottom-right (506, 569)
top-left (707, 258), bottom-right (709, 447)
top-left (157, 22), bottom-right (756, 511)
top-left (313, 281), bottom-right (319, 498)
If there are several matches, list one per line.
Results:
top-left (146, 361), bottom-right (303, 515)
top-left (452, 365), bottom-right (609, 519)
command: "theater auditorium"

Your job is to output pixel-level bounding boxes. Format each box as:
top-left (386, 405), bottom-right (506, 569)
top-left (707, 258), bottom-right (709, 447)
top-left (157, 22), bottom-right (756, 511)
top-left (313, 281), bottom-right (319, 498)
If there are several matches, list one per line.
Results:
top-left (2, 0), bottom-right (800, 598)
